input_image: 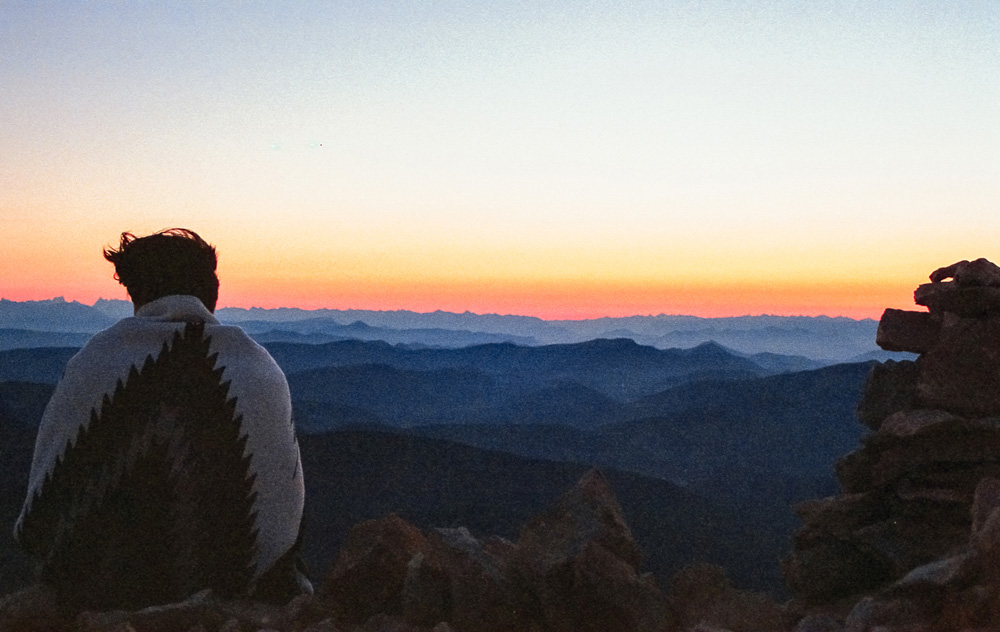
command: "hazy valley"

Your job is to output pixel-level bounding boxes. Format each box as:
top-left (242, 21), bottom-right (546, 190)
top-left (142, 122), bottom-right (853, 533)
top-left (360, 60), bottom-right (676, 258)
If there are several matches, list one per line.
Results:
top-left (0, 298), bottom-right (912, 599)
top-left (1, 297), bottom-right (905, 363)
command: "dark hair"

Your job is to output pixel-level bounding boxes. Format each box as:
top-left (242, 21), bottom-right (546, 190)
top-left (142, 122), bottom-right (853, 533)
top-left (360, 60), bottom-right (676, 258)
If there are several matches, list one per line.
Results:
top-left (103, 228), bottom-right (219, 312)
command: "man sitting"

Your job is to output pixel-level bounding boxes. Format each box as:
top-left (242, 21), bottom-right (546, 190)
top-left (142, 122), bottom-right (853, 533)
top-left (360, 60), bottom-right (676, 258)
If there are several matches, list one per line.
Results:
top-left (15, 228), bottom-right (309, 611)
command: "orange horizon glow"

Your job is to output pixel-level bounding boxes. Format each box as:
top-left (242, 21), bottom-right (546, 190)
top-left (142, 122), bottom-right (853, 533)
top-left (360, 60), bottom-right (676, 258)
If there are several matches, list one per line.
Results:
top-left (221, 279), bottom-right (919, 321)
top-left (2, 4), bottom-right (996, 328)
top-left (1, 277), bottom-right (919, 322)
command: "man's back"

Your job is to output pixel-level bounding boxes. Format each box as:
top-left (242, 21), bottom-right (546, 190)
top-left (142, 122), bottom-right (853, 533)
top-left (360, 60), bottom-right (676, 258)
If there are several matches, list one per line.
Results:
top-left (15, 295), bottom-right (306, 610)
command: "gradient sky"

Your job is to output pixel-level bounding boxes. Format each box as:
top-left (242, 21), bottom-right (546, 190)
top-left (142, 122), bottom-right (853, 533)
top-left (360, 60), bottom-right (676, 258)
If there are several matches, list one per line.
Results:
top-left (2, 1), bottom-right (997, 319)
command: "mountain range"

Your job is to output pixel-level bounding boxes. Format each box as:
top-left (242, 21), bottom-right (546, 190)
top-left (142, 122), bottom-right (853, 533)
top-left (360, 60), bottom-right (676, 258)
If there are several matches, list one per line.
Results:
top-left (0, 296), bottom-right (904, 601)
top-left (0, 297), bottom-right (914, 362)
top-left (0, 325), bottom-right (880, 598)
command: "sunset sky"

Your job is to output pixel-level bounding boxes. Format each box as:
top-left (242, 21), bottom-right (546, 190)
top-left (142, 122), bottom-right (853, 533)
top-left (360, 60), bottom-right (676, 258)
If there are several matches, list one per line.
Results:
top-left (2, 2), bottom-right (997, 320)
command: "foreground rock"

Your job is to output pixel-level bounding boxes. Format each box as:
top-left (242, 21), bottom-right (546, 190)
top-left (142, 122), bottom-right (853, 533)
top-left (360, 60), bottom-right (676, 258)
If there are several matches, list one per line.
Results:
top-left (668, 564), bottom-right (789, 632)
top-left (318, 469), bottom-right (673, 632)
top-left (0, 586), bottom-right (329, 632)
top-left (4, 469), bottom-right (791, 632)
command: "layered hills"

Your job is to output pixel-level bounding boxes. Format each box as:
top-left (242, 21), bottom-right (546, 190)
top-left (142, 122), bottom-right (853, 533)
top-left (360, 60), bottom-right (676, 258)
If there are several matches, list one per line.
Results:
top-left (0, 332), bottom-right (875, 600)
top-left (0, 297), bottom-right (903, 362)
top-left (7, 263), bottom-right (1000, 630)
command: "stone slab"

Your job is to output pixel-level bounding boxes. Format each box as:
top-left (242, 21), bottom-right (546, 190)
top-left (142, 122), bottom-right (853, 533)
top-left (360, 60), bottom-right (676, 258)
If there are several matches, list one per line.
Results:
top-left (876, 309), bottom-right (940, 353)
top-left (917, 315), bottom-right (1000, 416)
top-left (914, 283), bottom-right (1000, 318)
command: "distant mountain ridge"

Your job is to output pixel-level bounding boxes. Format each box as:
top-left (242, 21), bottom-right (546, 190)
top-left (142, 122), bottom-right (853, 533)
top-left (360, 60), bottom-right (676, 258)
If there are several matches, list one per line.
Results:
top-left (0, 297), bottom-right (914, 362)
top-left (0, 338), bottom-right (773, 425)
top-left (238, 318), bottom-right (536, 347)
top-left (0, 298), bottom-right (118, 333)
top-left (399, 361), bottom-right (873, 496)
top-left (0, 334), bottom-right (878, 598)
top-left (272, 338), bottom-right (766, 402)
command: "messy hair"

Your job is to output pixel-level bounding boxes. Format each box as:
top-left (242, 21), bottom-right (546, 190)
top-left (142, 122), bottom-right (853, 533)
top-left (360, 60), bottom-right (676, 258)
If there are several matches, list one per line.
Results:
top-left (103, 228), bottom-right (219, 312)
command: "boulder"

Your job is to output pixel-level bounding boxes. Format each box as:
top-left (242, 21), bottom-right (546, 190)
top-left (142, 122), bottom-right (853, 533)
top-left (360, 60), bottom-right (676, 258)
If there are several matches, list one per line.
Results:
top-left (875, 310), bottom-right (940, 354)
top-left (549, 541), bottom-right (671, 632)
top-left (0, 584), bottom-right (71, 632)
top-left (356, 613), bottom-right (443, 631)
top-left (843, 595), bottom-right (936, 632)
top-left (424, 529), bottom-right (527, 632)
top-left (895, 482), bottom-right (969, 505)
top-left (399, 550), bottom-right (451, 629)
top-left (856, 359), bottom-right (919, 430)
top-left (914, 283), bottom-right (1000, 318)
top-left (510, 469), bottom-right (669, 632)
top-left (311, 470), bottom-right (667, 632)
top-left (668, 564), bottom-right (786, 632)
top-left (844, 416), bottom-right (1000, 493)
top-left (889, 550), bottom-right (977, 594)
top-left (971, 477), bottom-right (1000, 536)
top-left (318, 517), bottom-right (512, 630)
top-left (318, 514), bottom-right (432, 625)
top-left (73, 590), bottom-right (316, 632)
top-left (971, 480), bottom-right (1000, 587)
top-left (917, 314), bottom-right (1000, 416)
top-left (792, 493), bottom-right (889, 543)
top-left (301, 620), bottom-right (341, 632)
top-left (915, 259), bottom-right (1000, 317)
top-left (834, 448), bottom-right (877, 494)
top-left (877, 409), bottom-right (963, 439)
top-left (929, 258), bottom-right (1000, 287)
top-left (783, 540), bottom-right (894, 605)
top-left (513, 469), bottom-right (642, 579)
top-left (853, 509), bottom-right (970, 573)
top-left (792, 613), bottom-right (843, 632)
top-left (934, 584), bottom-right (1000, 631)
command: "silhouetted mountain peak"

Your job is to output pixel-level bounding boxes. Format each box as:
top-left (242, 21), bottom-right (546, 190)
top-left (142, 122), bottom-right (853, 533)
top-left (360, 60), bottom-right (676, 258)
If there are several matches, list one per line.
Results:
top-left (91, 299), bottom-right (132, 319)
top-left (0, 299), bottom-right (115, 334)
top-left (343, 320), bottom-right (376, 332)
top-left (686, 340), bottom-right (735, 356)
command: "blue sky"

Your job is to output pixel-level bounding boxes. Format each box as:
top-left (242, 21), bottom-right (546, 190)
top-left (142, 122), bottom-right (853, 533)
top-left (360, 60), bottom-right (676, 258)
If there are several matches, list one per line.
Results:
top-left (2, 1), bottom-right (998, 317)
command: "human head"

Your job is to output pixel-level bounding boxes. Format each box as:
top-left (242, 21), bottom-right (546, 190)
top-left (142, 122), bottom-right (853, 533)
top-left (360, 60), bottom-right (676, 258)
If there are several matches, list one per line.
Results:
top-left (103, 228), bottom-right (219, 313)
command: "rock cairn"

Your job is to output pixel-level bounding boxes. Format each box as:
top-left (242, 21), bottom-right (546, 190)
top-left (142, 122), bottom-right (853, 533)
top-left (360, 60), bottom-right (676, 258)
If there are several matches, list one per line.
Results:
top-left (784, 258), bottom-right (1000, 627)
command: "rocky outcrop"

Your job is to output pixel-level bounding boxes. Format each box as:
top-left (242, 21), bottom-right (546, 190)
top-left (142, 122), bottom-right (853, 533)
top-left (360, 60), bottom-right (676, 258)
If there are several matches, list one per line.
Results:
top-left (12, 469), bottom-right (786, 632)
top-left (315, 469), bottom-right (674, 632)
top-left (0, 586), bottom-right (320, 632)
top-left (784, 258), bottom-right (1000, 630)
top-left (668, 564), bottom-right (789, 632)
top-left (317, 514), bottom-right (527, 632)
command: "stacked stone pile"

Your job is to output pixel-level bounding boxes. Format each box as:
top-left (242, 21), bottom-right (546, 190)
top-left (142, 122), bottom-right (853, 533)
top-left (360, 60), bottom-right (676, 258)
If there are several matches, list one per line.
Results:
top-left (785, 259), bottom-right (1000, 613)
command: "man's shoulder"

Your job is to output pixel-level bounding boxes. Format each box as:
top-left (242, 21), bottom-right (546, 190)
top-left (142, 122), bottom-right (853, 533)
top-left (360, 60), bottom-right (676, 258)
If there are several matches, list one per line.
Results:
top-left (203, 323), bottom-right (271, 358)
top-left (202, 324), bottom-right (287, 381)
top-left (61, 316), bottom-right (167, 371)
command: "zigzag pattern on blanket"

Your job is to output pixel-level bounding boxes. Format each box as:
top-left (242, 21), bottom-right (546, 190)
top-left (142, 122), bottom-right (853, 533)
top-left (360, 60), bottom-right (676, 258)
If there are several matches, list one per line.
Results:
top-left (16, 322), bottom-right (261, 611)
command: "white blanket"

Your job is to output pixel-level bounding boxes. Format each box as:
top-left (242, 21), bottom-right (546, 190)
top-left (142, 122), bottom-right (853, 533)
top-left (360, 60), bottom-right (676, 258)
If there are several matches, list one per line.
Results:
top-left (15, 294), bottom-right (304, 585)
